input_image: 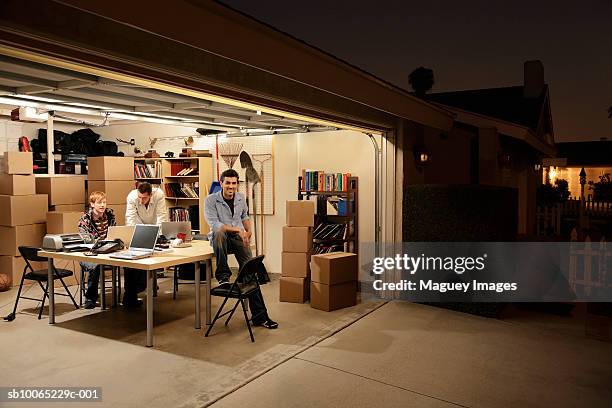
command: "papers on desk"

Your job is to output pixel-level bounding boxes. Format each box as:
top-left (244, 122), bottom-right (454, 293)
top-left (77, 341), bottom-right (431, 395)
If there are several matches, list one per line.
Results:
top-left (64, 243), bottom-right (94, 251)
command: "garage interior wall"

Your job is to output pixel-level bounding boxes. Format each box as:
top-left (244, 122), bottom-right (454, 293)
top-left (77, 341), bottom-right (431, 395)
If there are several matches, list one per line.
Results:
top-left (0, 120), bottom-right (375, 274)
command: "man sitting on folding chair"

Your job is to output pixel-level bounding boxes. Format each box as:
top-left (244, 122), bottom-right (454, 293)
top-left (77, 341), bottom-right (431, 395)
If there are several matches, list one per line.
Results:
top-left (204, 169), bottom-right (278, 329)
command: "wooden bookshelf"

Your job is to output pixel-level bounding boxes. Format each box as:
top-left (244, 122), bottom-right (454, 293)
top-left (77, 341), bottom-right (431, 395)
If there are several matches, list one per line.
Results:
top-left (162, 157), bottom-right (213, 235)
top-left (298, 176), bottom-right (358, 255)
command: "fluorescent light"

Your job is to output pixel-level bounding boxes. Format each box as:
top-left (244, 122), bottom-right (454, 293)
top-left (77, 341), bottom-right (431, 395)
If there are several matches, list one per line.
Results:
top-left (106, 112), bottom-right (175, 124)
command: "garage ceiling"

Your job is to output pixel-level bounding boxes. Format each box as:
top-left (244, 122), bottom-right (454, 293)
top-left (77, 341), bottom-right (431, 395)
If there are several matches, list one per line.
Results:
top-left (0, 54), bottom-right (335, 134)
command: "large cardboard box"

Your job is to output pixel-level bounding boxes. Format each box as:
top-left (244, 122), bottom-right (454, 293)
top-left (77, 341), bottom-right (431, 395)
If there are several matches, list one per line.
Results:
top-left (0, 195), bottom-right (48, 226)
top-left (281, 252), bottom-right (310, 278)
top-left (50, 203), bottom-right (85, 212)
top-left (0, 223), bottom-right (47, 256)
top-left (35, 175), bottom-right (86, 205)
top-left (0, 152), bottom-right (33, 175)
top-left (282, 226), bottom-right (312, 253)
top-left (46, 211), bottom-right (83, 234)
top-left (310, 281), bottom-right (356, 311)
top-left (0, 174), bottom-right (36, 195)
top-left (107, 204), bottom-right (127, 226)
top-left (87, 156), bottom-right (134, 180)
top-left (0, 256), bottom-right (78, 288)
top-left (311, 252), bottom-right (358, 285)
top-left (88, 180), bottom-right (134, 204)
top-left (286, 200), bottom-right (315, 227)
top-left (279, 276), bottom-right (309, 303)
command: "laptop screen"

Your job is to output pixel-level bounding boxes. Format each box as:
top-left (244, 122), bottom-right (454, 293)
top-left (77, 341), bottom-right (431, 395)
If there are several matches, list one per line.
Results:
top-left (129, 225), bottom-right (160, 251)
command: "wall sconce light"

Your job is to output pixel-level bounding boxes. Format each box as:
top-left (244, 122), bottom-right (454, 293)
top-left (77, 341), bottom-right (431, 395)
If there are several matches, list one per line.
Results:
top-left (414, 146), bottom-right (430, 165)
top-left (534, 163), bottom-right (541, 171)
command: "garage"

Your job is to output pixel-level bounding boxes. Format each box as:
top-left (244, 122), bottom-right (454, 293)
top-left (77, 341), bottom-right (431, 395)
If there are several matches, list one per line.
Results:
top-left (0, 2), bottom-right (455, 406)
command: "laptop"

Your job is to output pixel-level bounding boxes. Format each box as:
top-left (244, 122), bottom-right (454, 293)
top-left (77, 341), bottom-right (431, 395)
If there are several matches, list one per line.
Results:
top-left (161, 221), bottom-right (193, 242)
top-left (107, 225), bottom-right (135, 247)
top-left (109, 224), bottom-right (160, 260)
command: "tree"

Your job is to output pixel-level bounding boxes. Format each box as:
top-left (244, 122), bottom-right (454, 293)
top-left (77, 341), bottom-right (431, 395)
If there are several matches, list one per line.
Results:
top-left (409, 67), bottom-right (434, 98)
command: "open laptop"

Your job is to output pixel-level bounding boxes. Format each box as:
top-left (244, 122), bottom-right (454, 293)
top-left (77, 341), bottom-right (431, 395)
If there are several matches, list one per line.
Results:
top-left (161, 221), bottom-right (193, 242)
top-left (109, 224), bottom-right (160, 260)
top-left (107, 225), bottom-right (135, 247)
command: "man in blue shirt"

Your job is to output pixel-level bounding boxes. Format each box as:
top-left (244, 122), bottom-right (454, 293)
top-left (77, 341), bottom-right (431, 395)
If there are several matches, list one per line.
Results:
top-left (204, 169), bottom-right (278, 329)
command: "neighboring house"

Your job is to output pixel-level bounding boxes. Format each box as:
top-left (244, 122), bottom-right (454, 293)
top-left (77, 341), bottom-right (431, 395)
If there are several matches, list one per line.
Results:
top-left (414, 61), bottom-right (556, 235)
top-left (543, 140), bottom-right (612, 200)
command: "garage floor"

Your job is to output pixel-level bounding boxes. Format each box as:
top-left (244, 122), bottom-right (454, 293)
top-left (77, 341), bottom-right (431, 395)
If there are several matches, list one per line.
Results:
top-left (1, 280), bottom-right (611, 408)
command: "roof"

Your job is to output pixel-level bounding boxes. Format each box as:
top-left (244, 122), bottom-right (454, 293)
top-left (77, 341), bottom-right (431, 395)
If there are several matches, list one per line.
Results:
top-left (425, 85), bottom-right (547, 132)
top-left (555, 141), bottom-right (612, 166)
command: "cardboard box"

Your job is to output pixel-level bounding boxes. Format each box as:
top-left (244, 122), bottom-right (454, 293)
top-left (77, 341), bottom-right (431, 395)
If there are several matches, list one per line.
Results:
top-left (35, 176), bottom-right (86, 205)
top-left (0, 255), bottom-right (78, 288)
top-left (0, 223), bottom-right (47, 256)
top-left (311, 252), bottom-right (358, 285)
top-left (310, 281), bottom-right (356, 311)
top-left (0, 174), bottom-right (36, 195)
top-left (0, 152), bottom-right (33, 175)
top-left (107, 204), bottom-right (127, 226)
top-left (282, 226), bottom-right (312, 253)
top-left (0, 195), bottom-right (48, 226)
top-left (88, 180), bottom-right (134, 204)
top-left (286, 200), bottom-right (315, 227)
top-left (281, 252), bottom-right (310, 278)
top-left (46, 211), bottom-right (83, 234)
top-left (50, 203), bottom-right (85, 212)
top-left (87, 156), bottom-right (134, 180)
top-left (279, 276), bottom-right (309, 303)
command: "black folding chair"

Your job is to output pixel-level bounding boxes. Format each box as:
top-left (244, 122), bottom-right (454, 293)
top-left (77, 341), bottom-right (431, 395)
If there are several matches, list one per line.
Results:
top-left (205, 255), bottom-right (265, 342)
top-left (4, 246), bottom-right (78, 321)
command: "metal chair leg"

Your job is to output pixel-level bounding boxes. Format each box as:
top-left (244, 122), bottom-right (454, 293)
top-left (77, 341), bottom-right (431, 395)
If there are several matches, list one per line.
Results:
top-left (240, 298), bottom-right (255, 342)
top-left (4, 273), bottom-right (27, 321)
top-left (38, 282), bottom-right (49, 320)
top-left (225, 300), bottom-right (240, 326)
top-left (205, 296), bottom-right (230, 337)
top-left (173, 268), bottom-right (178, 300)
top-left (57, 275), bottom-right (78, 309)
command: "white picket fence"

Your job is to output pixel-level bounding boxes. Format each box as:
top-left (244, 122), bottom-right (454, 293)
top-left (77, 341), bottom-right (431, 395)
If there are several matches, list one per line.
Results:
top-left (569, 229), bottom-right (612, 296)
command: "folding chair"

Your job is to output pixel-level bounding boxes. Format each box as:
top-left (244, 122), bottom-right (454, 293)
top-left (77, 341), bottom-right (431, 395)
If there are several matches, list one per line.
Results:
top-left (4, 246), bottom-right (78, 321)
top-left (79, 265), bottom-right (120, 308)
top-left (205, 255), bottom-right (265, 342)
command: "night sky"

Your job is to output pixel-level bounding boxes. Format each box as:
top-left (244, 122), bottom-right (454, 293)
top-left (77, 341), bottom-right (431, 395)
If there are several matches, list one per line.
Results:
top-left (222, 0), bottom-right (611, 142)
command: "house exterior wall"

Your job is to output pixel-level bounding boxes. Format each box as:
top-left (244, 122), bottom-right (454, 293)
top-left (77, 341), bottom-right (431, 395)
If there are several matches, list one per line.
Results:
top-left (422, 126), bottom-right (472, 184)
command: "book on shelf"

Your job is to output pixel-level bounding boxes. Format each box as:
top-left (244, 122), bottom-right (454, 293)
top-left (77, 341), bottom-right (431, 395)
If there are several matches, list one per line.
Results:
top-left (312, 243), bottom-right (346, 254)
top-left (313, 221), bottom-right (353, 240)
top-left (165, 182), bottom-right (200, 198)
top-left (170, 161), bottom-right (199, 176)
top-left (168, 207), bottom-right (190, 222)
top-left (134, 162), bottom-right (161, 178)
top-left (301, 169), bottom-right (352, 192)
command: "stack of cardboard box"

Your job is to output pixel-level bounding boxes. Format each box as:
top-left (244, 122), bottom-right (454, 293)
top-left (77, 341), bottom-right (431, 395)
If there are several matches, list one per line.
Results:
top-left (279, 200), bottom-right (315, 303)
top-left (35, 174), bottom-right (86, 238)
top-left (0, 152), bottom-right (48, 287)
top-left (311, 252), bottom-right (358, 311)
top-left (87, 156), bottom-right (135, 226)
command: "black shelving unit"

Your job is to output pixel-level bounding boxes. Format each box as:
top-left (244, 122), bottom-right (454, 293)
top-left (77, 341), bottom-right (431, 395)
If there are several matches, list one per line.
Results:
top-left (298, 176), bottom-right (358, 255)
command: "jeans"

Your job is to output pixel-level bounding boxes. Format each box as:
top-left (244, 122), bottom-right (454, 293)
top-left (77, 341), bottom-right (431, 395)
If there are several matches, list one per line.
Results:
top-left (211, 231), bottom-right (269, 323)
top-left (123, 268), bottom-right (147, 303)
top-left (80, 262), bottom-right (100, 302)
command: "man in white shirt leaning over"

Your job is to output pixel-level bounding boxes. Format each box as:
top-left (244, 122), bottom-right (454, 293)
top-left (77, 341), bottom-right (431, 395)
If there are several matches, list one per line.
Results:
top-left (123, 182), bottom-right (167, 307)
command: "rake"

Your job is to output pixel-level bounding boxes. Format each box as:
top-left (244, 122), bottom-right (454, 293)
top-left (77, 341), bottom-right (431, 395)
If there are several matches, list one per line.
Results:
top-left (218, 142), bottom-right (243, 169)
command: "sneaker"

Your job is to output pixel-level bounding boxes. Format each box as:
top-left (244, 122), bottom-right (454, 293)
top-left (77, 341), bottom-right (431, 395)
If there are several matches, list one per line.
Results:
top-left (123, 298), bottom-right (143, 308)
top-left (216, 279), bottom-right (231, 290)
top-left (253, 319), bottom-right (279, 329)
top-left (83, 299), bottom-right (96, 309)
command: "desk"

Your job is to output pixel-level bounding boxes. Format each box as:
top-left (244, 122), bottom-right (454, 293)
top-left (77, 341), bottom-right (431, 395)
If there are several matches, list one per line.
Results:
top-left (38, 241), bottom-right (214, 347)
